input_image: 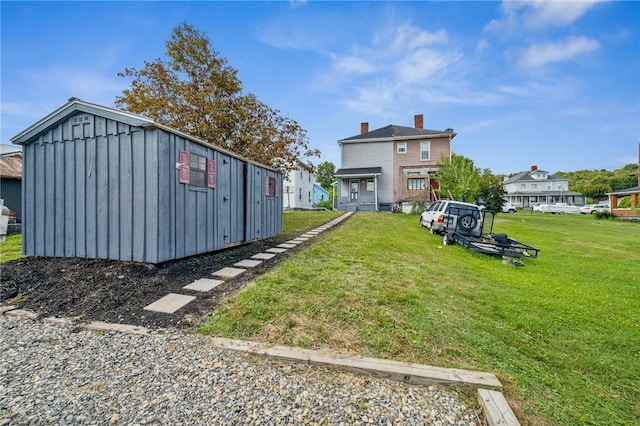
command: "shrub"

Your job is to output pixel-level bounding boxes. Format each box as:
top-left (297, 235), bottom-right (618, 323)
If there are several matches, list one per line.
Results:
top-left (315, 199), bottom-right (333, 210)
top-left (594, 211), bottom-right (614, 220)
top-left (411, 199), bottom-right (427, 215)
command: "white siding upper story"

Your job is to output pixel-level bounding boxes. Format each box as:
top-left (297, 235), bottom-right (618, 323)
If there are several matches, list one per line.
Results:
top-left (341, 141), bottom-right (394, 203)
top-left (503, 179), bottom-right (569, 193)
top-left (503, 169), bottom-right (569, 194)
top-left (283, 165), bottom-right (315, 210)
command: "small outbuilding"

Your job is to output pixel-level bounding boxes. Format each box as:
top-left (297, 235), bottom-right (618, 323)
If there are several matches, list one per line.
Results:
top-left (10, 98), bottom-right (283, 263)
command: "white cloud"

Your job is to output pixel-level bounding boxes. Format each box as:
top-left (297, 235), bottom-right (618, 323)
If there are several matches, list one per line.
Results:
top-left (485, 0), bottom-right (602, 33)
top-left (396, 49), bottom-right (455, 84)
top-left (519, 36), bottom-right (600, 68)
top-left (390, 25), bottom-right (448, 52)
top-left (476, 39), bottom-right (489, 52)
top-left (332, 55), bottom-right (376, 75)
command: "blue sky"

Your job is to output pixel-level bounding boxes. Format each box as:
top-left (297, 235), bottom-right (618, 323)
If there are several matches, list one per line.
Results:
top-left (1, 1), bottom-right (638, 175)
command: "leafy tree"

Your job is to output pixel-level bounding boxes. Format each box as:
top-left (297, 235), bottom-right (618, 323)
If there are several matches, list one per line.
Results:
top-left (316, 161), bottom-right (336, 190)
top-left (435, 153), bottom-right (480, 202)
top-left (115, 23), bottom-right (319, 173)
top-left (580, 183), bottom-right (611, 201)
top-left (478, 169), bottom-right (506, 211)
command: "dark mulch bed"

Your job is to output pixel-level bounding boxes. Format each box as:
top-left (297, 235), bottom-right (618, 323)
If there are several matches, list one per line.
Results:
top-left (0, 235), bottom-right (304, 330)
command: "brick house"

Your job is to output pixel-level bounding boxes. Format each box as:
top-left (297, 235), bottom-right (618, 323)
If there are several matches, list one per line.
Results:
top-left (335, 115), bottom-right (455, 212)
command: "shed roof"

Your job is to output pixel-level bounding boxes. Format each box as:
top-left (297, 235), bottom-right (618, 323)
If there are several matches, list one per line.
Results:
top-left (339, 125), bottom-right (455, 144)
top-left (10, 97), bottom-right (280, 173)
top-left (607, 185), bottom-right (640, 196)
top-left (0, 155), bottom-right (22, 179)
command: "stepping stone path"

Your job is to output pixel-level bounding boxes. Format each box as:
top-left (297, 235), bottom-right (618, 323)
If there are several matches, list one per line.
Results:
top-left (143, 212), bottom-right (354, 314)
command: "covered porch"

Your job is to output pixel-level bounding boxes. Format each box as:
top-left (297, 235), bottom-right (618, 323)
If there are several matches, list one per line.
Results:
top-left (335, 167), bottom-right (382, 212)
top-left (505, 190), bottom-right (585, 209)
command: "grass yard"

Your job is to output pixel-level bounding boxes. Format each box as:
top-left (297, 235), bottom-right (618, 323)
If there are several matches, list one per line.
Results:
top-left (200, 210), bottom-right (640, 425)
top-left (0, 234), bottom-right (23, 264)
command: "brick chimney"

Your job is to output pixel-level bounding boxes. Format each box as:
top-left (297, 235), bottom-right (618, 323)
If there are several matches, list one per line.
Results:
top-left (531, 165), bottom-right (538, 172)
top-left (414, 114), bottom-right (423, 129)
top-left (361, 122), bottom-right (369, 134)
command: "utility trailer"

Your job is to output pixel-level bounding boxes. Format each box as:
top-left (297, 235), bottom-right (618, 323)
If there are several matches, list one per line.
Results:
top-left (441, 207), bottom-right (539, 264)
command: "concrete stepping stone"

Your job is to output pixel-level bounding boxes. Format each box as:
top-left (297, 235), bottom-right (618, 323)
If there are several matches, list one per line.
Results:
top-left (266, 247), bottom-right (287, 253)
top-left (300, 234), bottom-right (315, 238)
top-left (286, 240), bottom-right (302, 245)
top-left (143, 293), bottom-right (196, 314)
top-left (292, 237), bottom-right (309, 242)
top-left (277, 243), bottom-right (296, 249)
top-left (234, 259), bottom-right (262, 268)
top-left (252, 252), bottom-right (276, 260)
top-left (183, 278), bottom-right (224, 292)
top-left (212, 267), bottom-right (246, 279)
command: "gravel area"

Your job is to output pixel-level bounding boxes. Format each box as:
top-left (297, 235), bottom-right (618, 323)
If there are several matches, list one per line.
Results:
top-left (0, 314), bottom-right (481, 425)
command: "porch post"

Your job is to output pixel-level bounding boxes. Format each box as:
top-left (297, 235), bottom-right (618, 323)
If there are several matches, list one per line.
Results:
top-left (374, 175), bottom-right (379, 211)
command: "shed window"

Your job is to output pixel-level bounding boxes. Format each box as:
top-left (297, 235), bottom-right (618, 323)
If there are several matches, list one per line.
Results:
top-left (189, 154), bottom-right (207, 187)
top-left (178, 150), bottom-right (215, 188)
top-left (266, 176), bottom-right (278, 197)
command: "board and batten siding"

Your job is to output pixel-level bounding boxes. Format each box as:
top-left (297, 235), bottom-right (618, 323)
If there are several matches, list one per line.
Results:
top-left (20, 106), bottom-right (283, 264)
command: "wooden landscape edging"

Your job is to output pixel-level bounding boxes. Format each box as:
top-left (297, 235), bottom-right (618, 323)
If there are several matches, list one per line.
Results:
top-left (208, 337), bottom-right (502, 389)
top-left (478, 388), bottom-right (521, 426)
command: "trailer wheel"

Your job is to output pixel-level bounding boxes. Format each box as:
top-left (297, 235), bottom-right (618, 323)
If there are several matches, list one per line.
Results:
top-left (457, 214), bottom-right (477, 233)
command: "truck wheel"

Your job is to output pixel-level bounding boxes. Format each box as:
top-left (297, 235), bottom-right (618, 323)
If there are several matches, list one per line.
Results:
top-left (443, 233), bottom-right (452, 246)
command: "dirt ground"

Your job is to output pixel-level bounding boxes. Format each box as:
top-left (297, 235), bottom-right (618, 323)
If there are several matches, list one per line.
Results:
top-left (0, 235), bottom-right (304, 330)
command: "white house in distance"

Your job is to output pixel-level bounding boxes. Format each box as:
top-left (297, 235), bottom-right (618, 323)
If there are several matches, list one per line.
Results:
top-left (282, 160), bottom-right (315, 210)
top-left (502, 165), bottom-right (585, 208)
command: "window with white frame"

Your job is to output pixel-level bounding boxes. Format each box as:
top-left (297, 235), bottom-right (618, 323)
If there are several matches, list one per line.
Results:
top-left (366, 179), bottom-right (374, 191)
top-left (420, 141), bottom-right (430, 161)
top-left (397, 142), bottom-right (407, 154)
top-left (407, 178), bottom-right (426, 190)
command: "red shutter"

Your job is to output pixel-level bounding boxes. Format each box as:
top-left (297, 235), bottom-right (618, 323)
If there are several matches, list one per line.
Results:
top-left (179, 150), bottom-right (189, 184)
top-left (207, 159), bottom-right (216, 188)
top-left (265, 175), bottom-right (270, 196)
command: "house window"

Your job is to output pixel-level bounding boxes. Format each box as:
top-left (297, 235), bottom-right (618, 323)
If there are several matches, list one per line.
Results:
top-left (420, 141), bottom-right (430, 161)
top-left (531, 183), bottom-right (537, 189)
top-left (397, 142), bottom-right (407, 154)
top-left (408, 178), bottom-right (426, 190)
top-left (299, 188), bottom-right (302, 200)
top-left (308, 191), bottom-right (311, 203)
top-left (366, 179), bottom-right (374, 191)
top-left (547, 184), bottom-right (552, 190)
top-left (520, 184), bottom-right (526, 189)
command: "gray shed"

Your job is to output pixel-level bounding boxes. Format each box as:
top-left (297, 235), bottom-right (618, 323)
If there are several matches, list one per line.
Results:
top-left (10, 98), bottom-right (283, 263)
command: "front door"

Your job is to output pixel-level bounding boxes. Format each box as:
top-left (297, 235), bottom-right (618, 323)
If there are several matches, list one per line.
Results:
top-left (350, 179), bottom-right (359, 201)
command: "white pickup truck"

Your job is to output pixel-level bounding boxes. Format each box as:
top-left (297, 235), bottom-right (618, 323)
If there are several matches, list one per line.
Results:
top-left (536, 203), bottom-right (580, 214)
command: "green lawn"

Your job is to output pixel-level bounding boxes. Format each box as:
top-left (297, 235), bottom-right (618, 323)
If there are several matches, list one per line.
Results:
top-left (0, 233), bottom-right (23, 264)
top-left (200, 211), bottom-right (640, 425)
